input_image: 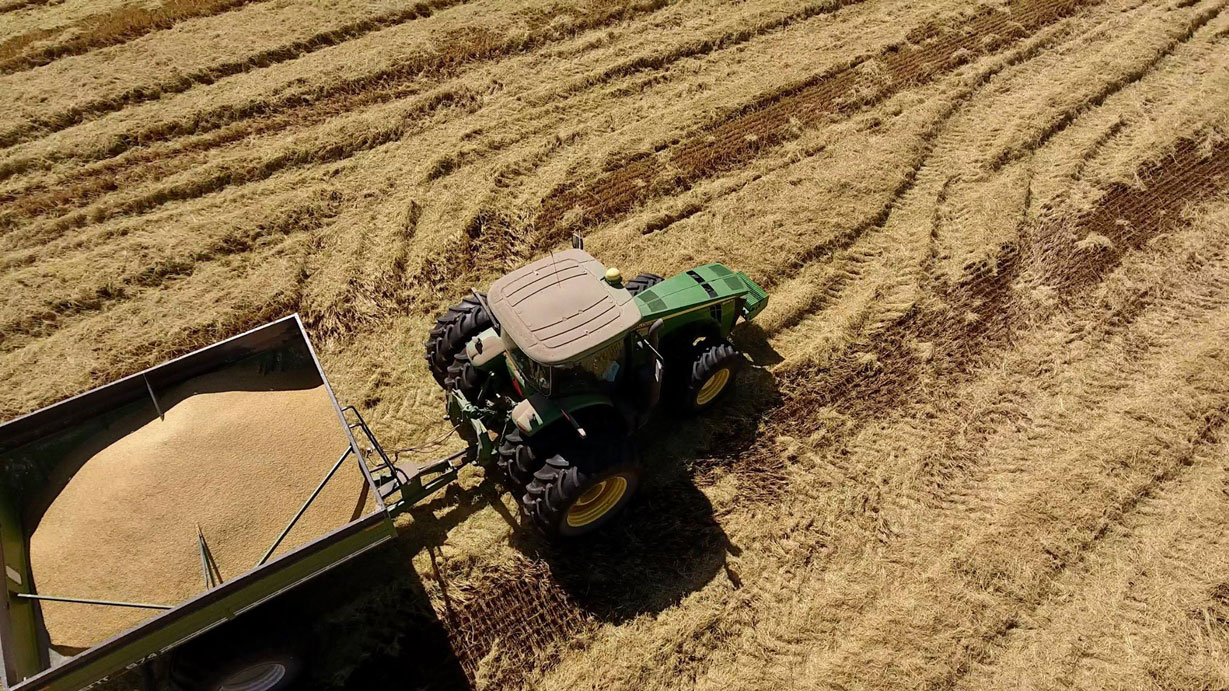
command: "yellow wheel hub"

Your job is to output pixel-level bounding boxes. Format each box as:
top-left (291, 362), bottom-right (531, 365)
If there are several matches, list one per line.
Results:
top-left (696, 368), bottom-right (731, 406)
top-left (566, 476), bottom-right (629, 528)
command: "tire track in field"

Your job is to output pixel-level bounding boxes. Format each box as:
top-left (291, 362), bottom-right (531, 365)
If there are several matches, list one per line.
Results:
top-left (0, 88), bottom-right (483, 253)
top-left (0, 0), bottom-right (674, 172)
top-left (766, 0), bottom-right (1221, 319)
top-left (424, 449), bottom-right (739, 687)
top-left (428, 135), bottom-right (1229, 691)
top-left (958, 437), bottom-right (1229, 689)
top-left (1039, 139), bottom-right (1229, 293)
top-left (672, 141), bottom-right (1229, 685)
top-left (401, 0), bottom-right (1098, 322)
top-left (714, 135), bottom-right (1228, 500)
top-left (724, 0), bottom-right (1229, 507)
top-left (0, 84), bottom-right (470, 228)
top-left (531, 0), bottom-right (1101, 250)
top-left (931, 397), bottom-right (1229, 689)
top-left (434, 559), bottom-right (592, 685)
top-left (771, 254), bottom-right (1229, 683)
top-left (416, 0), bottom-right (871, 191)
top-left (381, 13), bottom-right (1222, 683)
top-left (0, 0), bottom-right (274, 75)
top-left (412, 128), bottom-right (1227, 691)
top-left (1, 0), bottom-right (865, 226)
top-left (0, 191), bottom-right (344, 353)
top-left (0, 0), bottom-right (58, 14)
top-left (0, 0), bottom-right (471, 151)
top-left (987, 0), bottom-right (1226, 172)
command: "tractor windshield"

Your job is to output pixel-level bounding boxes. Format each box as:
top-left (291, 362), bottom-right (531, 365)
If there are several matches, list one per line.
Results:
top-left (502, 330), bottom-right (623, 396)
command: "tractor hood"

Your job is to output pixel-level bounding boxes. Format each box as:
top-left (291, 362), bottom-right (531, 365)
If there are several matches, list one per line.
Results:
top-left (633, 263), bottom-right (768, 322)
top-left (487, 249), bottom-right (640, 366)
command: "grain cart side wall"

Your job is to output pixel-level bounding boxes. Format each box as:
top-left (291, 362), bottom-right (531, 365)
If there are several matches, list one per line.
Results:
top-left (0, 315), bottom-right (395, 691)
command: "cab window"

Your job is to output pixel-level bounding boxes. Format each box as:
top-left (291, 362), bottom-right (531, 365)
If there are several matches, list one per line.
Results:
top-left (553, 341), bottom-right (624, 395)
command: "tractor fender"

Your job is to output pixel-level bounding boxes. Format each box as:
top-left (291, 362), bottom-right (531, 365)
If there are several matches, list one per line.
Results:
top-left (511, 392), bottom-right (616, 437)
top-left (465, 327), bottom-right (506, 370)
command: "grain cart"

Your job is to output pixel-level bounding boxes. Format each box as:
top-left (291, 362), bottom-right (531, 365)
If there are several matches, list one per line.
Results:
top-left (422, 238), bottom-right (768, 537)
top-left (0, 317), bottom-right (426, 691)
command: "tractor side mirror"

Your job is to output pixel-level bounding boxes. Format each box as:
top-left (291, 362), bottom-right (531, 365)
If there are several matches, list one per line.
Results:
top-left (647, 319), bottom-right (663, 348)
top-left (634, 323), bottom-right (665, 419)
top-left (571, 233), bottom-right (584, 250)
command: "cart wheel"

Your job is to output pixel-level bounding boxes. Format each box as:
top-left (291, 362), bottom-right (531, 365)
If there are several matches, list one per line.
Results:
top-left (521, 442), bottom-right (641, 539)
top-left (172, 646), bottom-right (302, 691)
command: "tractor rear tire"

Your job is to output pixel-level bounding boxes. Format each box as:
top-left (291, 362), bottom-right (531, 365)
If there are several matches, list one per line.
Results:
top-left (624, 272), bottom-right (664, 296)
top-left (445, 350), bottom-right (488, 401)
top-left (684, 340), bottom-right (742, 413)
top-left (497, 428), bottom-right (545, 490)
top-left (521, 443), bottom-right (641, 539)
top-left (425, 295), bottom-right (491, 388)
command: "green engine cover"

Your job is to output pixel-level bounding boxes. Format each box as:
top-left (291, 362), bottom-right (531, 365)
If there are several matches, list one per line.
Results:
top-left (633, 263), bottom-right (767, 337)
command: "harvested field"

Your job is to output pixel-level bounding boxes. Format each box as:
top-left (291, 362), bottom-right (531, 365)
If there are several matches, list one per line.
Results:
top-left (1, 0), bottom-right (1227, 687)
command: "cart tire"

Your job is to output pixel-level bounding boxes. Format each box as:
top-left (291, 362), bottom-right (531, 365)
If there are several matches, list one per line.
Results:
top-left (521, 443), bottom-right (641, 539)
top-left (684, 340), bottom-right (742, 413)
top-left (171, 647), bottom-right (302, 691)
top-left (425, 295), bottom-right (491, 388)
top-left (624, 272), bottom-right (664, 297)
top-left (496, 428), bottom-right (544, 490)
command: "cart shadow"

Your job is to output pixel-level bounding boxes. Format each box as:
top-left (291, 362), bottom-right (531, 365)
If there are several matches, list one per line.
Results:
top-left (293, 545), bottom-right (471, 690)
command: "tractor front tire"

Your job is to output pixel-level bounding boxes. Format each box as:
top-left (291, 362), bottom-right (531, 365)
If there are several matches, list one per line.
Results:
top-left (425, 294), bottom-right (491, 388)
top-left (521, 443), bottom-right (641, 539)
top-left (685, 340), bottom-right (742, 413)
top-left (624, 272), bottom-right (664, 296)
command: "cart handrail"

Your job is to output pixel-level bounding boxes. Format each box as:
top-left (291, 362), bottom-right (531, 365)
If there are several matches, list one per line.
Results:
top-left (340, 406), bottom-right (404, 504)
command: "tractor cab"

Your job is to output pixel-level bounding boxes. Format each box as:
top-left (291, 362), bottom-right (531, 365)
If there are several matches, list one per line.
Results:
top-left (486, 249), bottom-right (643, 398)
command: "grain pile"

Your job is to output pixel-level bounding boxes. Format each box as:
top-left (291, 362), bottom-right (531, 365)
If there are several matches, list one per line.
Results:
top-left (28, 365), bottom-right (374, 650)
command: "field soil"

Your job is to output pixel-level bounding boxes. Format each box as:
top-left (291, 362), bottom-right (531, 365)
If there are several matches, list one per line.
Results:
top-left (2, 0), bottom-right (1228, 687)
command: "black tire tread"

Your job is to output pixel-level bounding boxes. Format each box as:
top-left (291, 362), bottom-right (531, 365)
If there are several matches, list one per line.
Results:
top-left (424, 294), bottom-right (491, 387)
top-left (496, 428), bottom-right (544, 490)
top-left (445, 350), bottom-right (489, 401)
top-left (520, 444), bottom-right (639, 539)
top-left (625, 272), bottom-right (664, 296)
top-left (685, 340), bottom-right (743, 412)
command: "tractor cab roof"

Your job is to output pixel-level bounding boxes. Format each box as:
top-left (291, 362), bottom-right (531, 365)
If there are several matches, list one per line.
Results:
top-left (488, 249), bottom-right (641, 365)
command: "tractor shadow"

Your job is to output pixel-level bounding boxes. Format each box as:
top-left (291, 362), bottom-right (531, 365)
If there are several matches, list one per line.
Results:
top-left (507, 325), bottom-right (781, 622)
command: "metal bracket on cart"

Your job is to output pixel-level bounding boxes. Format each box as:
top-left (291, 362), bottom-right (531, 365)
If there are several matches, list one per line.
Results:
top-left (341, 406), bottom-right (468, 514)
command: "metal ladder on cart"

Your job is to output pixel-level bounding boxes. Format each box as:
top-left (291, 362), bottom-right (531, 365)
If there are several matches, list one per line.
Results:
top-left (340, 406), bottom-right (467, 515)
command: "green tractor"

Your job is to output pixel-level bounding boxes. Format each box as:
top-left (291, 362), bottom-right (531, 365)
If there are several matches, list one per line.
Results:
top-left (424, 239), bottom-right (767, 538)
